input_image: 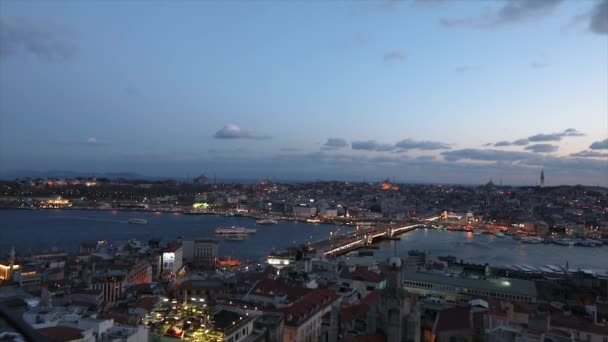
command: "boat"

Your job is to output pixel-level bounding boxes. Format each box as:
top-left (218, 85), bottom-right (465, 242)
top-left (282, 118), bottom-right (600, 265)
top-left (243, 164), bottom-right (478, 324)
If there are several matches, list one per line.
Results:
top-left (546, 265), bottom-right (565, 273)
top-left (306, 218), bottom-right (321, 223)
top-left (225, 236), bottom-right (246, 241)
top-left (214, 226), bottom-right (256, 235)
top-left (473, 230), bottom-right (482, 236)
top-left (494, 232), bottom-right (505, 238)
top-left (520, 236), bottom-right (543, 244)
top-left (184, 210), bottom-right (206, 215)
top-left (553, 238), bottom-right (575, 246)
top-left (256, 219), bottom-right (278, 225)
top-left (128, 218), bottom-right (148, 224)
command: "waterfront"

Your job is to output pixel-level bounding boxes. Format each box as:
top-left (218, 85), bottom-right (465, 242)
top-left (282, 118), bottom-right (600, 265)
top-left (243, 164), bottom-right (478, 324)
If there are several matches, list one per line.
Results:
top-left (0, 209), bottom-right (350, 259)
top-left (2, 210), bottom-right (607, 271)
top-left (374, 228), bottom-right (608, 271)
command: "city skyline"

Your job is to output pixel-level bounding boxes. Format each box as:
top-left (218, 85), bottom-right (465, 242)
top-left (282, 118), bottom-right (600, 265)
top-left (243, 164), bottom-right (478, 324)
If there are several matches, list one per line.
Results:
top-left (1, 0), bottom-right (607, 185)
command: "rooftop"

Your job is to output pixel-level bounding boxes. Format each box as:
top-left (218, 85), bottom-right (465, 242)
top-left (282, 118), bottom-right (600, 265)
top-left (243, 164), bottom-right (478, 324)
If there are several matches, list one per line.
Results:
top-left (403, 269), bottom-right (537, 298)
top-left (433, 306), bottom-right (471, 332)
top-left (340, 267), bottom-right (385, 283)
top-left (277, 288), bottom-right (340, 326)
top-left (213, 309), bottom-right (254, 333)
top-left (37, 326), bottom-right (83, 342)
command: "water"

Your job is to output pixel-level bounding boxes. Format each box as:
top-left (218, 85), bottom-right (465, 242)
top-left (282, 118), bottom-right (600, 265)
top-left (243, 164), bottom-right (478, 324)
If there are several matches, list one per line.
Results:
top-left (0, 210), bottom-right (349, 260)
top-left (374, 228), bottom-right (608, 271)
top-left (2, 210), bottom-right (607, 271)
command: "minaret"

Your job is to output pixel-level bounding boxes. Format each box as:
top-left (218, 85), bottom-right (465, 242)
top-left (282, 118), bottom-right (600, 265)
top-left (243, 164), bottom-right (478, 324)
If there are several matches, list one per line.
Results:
top-left (8, 246), bottom-right (15, 271)
top-left (540, 169), bottom-right (545, 188)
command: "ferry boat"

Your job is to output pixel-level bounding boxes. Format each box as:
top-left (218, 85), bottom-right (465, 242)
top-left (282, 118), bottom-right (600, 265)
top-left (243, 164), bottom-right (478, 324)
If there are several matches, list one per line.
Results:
top-left (256, 219), bottom-right (278, 225)
top-left (306, 218), bottom-right (321, 223)
top-left (128, 218), bottom-right (148, 224)
top-left (214, 226), bottom-right (256, 235)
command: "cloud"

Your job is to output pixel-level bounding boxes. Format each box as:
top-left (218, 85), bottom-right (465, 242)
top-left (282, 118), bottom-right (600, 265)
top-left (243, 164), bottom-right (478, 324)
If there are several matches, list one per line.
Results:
top-left (498, 0), bottom-right (564, 23)
top-left (383, 50), bottom-right (406, 62)
top-left (395, 138), bottom-right (450, 150)
top-left (415, 155), bottom-right (436, 161)
top-left (531, 61), bottom-right (548, 68)
top-left (520, 155), bottom-right (608, 173)
top-left (440, 0), bottom-right (564, 29)
top-left (528, 133), bottom-right (562, 142)
top-left (528, 128), bottom-right (584, 142)
top-left (562, 128), bottom-right (585, 137)
top-left (494, 141), bottom-right (512, 147)
top-left (513, 139), bottom-right (530, 146)
top-left (590, 0), bottom-right (608, 34)
top-left (454, 66), bottom-right (470, 72)
top-left (87, 137), bottom-right (97, 145)
top-left (570, 150), bottom-right (608, 158)
top-left (352, 140), bottom-right (395, 151)
top-left (482, 143), bottom-right (493, 147)
top-left (0, 16), bottom-right (77, 61)
top-left (322, 138), bottom-right (348, 150)
top-left (213, 124), bottom-right (270, 140)
top-left (590, 138), bottom-right (608, 150)
top-left (442, 149), bottom-right (535, 162)
top-left (524, 143), bottom-right (559, 153)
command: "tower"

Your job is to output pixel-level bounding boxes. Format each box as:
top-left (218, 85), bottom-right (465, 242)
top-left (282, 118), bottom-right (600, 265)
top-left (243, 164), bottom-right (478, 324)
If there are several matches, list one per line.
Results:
top-left (8, 246), bottom-right (15, 271)
top-left (540, 169), bottom-right (545, 188)
top-left (378, 257), bottom-right (414, 342)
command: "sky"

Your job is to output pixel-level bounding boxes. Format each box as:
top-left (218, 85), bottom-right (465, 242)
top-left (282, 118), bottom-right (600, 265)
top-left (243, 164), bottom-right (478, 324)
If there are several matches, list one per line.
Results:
top-left (0, 0), bottom-right (607, 185)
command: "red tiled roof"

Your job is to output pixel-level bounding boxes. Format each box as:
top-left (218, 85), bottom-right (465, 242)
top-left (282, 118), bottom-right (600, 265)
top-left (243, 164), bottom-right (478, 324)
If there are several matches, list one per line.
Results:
top-left (551, 312), bottom-right (608, 335)
top-left (252, 278), bottom-right (310, 300)
top-left (342, 290), bottom-right (380, 323)
top-left (277, 288), bottom-right (340, 327)
top-left (342, 303), bottom-right (370, 323)
top-left (135, 297), bottom-right (156, 312)
top-left (434, 306), bottom-right (471, 332)
top-left (361, 290), bottom-right (380, 306)
top-left (340, 267), bottom-right (385, 283)
top-left (37, 327), bottom-right (83, 342)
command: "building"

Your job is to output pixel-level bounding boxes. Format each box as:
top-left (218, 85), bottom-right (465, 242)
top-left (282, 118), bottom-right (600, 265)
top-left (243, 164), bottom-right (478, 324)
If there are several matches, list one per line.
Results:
top-left (377, 257), bottom-right (419, 342)
top-left (162, 244), bottom-right (183, 276)
top-left (403, 268), bottom-right (538, 303)
top-left (182, 239), bottom-right (219, 268)
top-left (292, 206), bottom-right (317, 217)
top-left (278, 289), bottom-right (340, 342)
top-left (432, 305), bottom-right (485, 342)
top-left (339, 266), bottom-right (386, 298)
top-left (125, 258), bottom-right (152, 284)
top-left (212, 309), bottom-right (255, 342)
top-left (90, 271), bottom-right (127, 305)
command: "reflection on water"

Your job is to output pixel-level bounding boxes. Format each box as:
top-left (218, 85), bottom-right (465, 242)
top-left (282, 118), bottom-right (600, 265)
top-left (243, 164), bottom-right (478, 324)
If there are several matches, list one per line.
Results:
top-left (375, 229), bottom-right (608, 271)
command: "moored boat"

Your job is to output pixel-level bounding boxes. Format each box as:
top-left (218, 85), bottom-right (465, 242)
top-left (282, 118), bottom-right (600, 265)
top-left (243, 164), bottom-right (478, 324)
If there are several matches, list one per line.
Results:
top-left (256, 219), bottom-right (278, 225)
top-left (214, 226), bottom-right (256, 235)
top-left (128, 218), bottom-right (148, 224)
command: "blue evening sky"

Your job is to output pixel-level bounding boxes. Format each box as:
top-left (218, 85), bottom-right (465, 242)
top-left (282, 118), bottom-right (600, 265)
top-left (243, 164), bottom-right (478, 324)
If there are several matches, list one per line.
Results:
top-left (1, 0), bottom-right (607, 185)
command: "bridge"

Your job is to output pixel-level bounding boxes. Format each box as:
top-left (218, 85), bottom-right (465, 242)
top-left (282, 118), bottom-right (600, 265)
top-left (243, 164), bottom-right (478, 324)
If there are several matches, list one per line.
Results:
top-left (309, 223), bottom-right (423, 257)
